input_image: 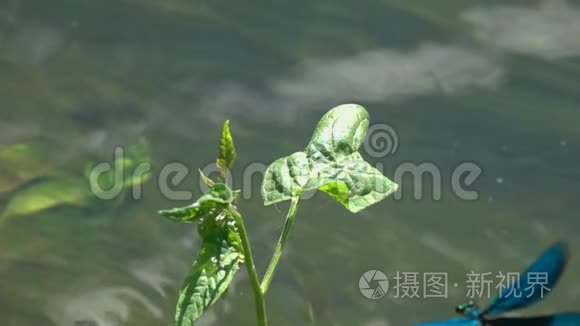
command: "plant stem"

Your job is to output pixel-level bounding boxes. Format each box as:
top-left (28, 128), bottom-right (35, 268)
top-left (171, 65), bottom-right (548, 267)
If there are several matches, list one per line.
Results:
top-left (227, 206), bottom-right (268, 326)
top-left (261, 196), bottom-right (300, 294)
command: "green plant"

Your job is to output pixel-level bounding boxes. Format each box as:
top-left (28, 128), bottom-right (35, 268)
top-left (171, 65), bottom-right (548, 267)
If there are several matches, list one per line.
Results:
top-left (0, 140), bottom-right (151, 224)
top-left (158, 104), bottom-right (398, 326)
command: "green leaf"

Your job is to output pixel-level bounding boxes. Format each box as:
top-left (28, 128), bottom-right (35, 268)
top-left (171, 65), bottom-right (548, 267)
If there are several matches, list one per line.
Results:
top-left (305, 104), bottom-right (369, 161)
top-left (159, 183), bottom-right (233, 222)
top-left (261, 104), bottom-right (398, 213)
top-left (1, 178), bottom-right (91, 220)
top-left (84, 138), bottom-right (152, 190)
top-left (175, 212), bottom-right (243, 326)
top-left (216, 120), bottom-right (236, 176)
top-left (261, 151), bottom-right (310, 203)
top-left (122, 138), bottom-right (153, 187)
top-left (198, 169), bottom-right (215, 187)
top-left (0, 143), bottom-right (54, 195)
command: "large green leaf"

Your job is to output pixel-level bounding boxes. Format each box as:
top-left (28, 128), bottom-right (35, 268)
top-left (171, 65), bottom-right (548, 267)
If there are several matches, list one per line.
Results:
top-left (261, 104), bottom-right (398, 213)
top-left (1, 178), bottom-right (92, 221)
top-left (159, 183), bottom-right (233, 222)
top-left (0, 143), bottom-right (54, 195)
top-left (216, 120), bottom-right (236, 176)
top-left (0, 140), bottom-right (153, 223)
top-left (175, 212), bottom-right (243, 326)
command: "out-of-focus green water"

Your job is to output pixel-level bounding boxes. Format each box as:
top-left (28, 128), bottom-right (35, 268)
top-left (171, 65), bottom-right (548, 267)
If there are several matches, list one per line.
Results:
top-left (1, 0), bottom-right (580, 325)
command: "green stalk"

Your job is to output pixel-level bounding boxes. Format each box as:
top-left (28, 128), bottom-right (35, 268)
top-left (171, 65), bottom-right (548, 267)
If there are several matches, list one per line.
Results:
top-left (227, 206), bottom-right (268, 326)
top-left (261, 196), bottom-right (300, 294)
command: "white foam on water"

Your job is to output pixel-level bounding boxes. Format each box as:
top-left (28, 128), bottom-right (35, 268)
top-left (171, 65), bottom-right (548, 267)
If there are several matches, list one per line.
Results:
top-left (128, 258), bottom-right (175, 297)
top-left (463, 0), bottom-right (580, 60)
top-left (420, 232), bottom-right (484, 270)
top-left (1, 23), bottom-right (66, 65)
top-left (198, 43), bottom-right (503, 125)
top-left (273, 43), bottom-right (502, 102)
top-left (47, 286), bottom-right (163, 326)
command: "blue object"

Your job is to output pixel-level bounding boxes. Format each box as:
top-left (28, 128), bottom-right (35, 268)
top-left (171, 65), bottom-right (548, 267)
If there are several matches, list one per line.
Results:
top-left (416, 242), bottom-right (580, 325)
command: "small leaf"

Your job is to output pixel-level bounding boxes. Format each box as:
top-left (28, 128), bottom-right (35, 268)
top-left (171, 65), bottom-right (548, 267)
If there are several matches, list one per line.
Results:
top-left (198, 169), bottom-right (215, 187)
top-left (1, 178), bottom-right (91, 220)
top-left (216, 120), bottom-right (236, 176)
top-left (175, 212), bottom-right (243, 325)
top-left (261, 104), bottom-right (398, 213)
top-left (232, 189), bottom-right (241, 201)
top-left (159, 184), bottom-right (233, 222)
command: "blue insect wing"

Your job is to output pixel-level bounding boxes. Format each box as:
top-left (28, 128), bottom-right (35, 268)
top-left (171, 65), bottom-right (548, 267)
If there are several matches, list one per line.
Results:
top-left (465, 307), bottom-right (482, 319)
top-left (485, 313), bottom-right (580, 325)
top-left (483, 243), bottom-right (569, 316)
top-left (550, 313), bottom-right (580, 325)
top-left (414, 317), bottom-right (480, 326)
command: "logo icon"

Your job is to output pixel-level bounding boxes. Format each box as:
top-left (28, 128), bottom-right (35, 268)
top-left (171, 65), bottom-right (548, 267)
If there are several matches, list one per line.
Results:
top-left (363, 123), bottom-right (399, 158)
top-left (359, 270), bottom-right (389, 299)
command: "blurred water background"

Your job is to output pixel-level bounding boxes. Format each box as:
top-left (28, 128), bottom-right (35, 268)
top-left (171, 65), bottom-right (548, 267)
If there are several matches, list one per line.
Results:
top-left (1, 0), bottom-right (580, 325)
